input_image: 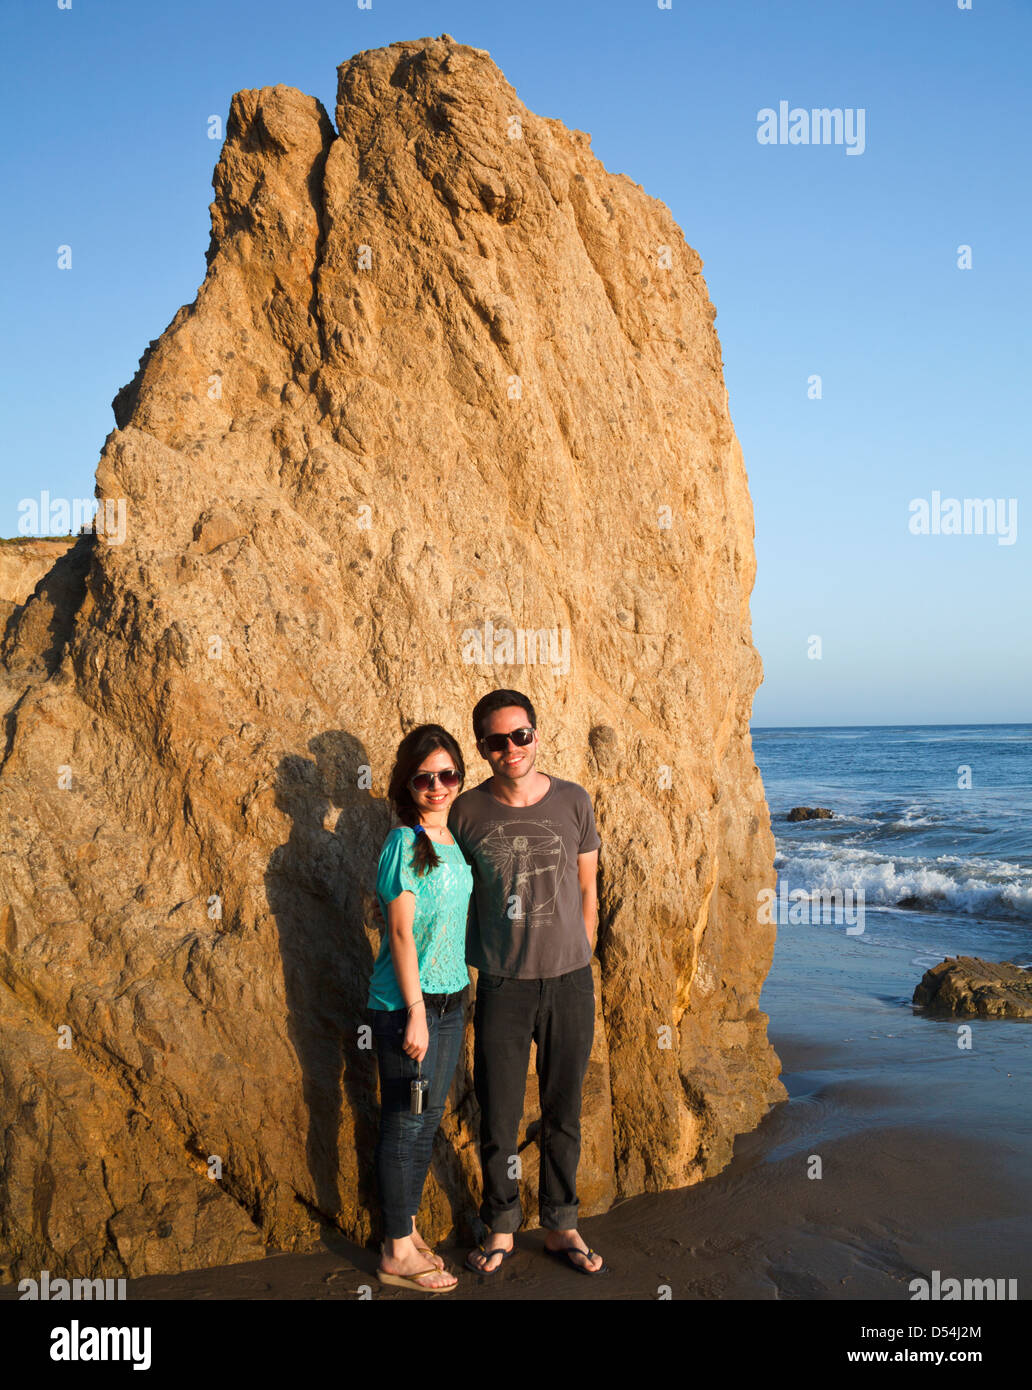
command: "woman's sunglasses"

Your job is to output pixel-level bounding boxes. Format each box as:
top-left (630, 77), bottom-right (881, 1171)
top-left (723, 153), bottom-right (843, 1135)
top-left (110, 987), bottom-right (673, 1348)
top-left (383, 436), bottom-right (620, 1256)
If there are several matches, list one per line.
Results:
top-left (408, 769), bottom-right (462, 792)
top-left (478, 726), bottom-right (535, 753)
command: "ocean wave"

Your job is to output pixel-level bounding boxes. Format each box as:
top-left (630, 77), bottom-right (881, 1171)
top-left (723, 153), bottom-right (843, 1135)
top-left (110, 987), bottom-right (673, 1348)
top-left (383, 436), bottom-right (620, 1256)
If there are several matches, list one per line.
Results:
top-left (902, 734), bottom-right (1032, 744)
top-left (775, 800), bottom-right (953, 828)
top-left (772, 848), bottom-right (1032, 921)
top-left (780, 815), bottom-right (879, 830)
top-left (777, 801), bottom-right (999, 835)
top-left (891, 804), bottom-right (941, 826)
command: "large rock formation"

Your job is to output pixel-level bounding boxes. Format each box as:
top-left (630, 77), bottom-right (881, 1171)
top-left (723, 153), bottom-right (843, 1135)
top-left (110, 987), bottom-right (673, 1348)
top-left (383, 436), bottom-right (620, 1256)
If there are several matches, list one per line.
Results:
top-left (0, 34), bottom-right (783, 1281)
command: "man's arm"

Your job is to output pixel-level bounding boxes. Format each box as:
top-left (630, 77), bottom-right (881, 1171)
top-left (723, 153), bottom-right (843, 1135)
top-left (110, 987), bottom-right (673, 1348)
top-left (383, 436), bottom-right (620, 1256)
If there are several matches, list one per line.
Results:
top-left (577, 850), bottom-right (598, 948)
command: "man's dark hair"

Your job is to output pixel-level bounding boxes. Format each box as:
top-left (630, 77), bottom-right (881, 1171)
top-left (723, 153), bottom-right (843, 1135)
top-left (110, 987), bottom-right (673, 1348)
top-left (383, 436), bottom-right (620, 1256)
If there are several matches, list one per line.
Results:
top-left (472, 689), bottom-right (537, 743)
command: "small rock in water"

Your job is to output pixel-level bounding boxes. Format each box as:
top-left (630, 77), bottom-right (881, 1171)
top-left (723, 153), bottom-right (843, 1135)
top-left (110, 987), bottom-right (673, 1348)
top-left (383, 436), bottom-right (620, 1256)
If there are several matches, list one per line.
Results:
top-left (913, 956), bottom-right (1032, 1019)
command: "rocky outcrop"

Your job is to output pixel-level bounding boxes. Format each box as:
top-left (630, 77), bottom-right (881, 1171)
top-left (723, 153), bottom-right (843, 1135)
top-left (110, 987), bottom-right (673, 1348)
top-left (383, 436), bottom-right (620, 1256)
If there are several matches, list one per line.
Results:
top-left (0, 539), bottom-right (77, 625)
top-left (787, 806), bottom-right (833, 821)
top-left (0, 34), bottom-right (782, 1282)
top-left (913, 957), bottom-right (1032, 1019)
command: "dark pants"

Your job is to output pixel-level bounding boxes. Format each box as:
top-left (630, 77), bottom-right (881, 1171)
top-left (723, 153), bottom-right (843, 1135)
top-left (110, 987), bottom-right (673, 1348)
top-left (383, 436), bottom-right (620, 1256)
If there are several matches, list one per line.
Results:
top-left (371, 992), bottom-right (466, 1240)
top-left (473, 964), bottom-right (595, 1234)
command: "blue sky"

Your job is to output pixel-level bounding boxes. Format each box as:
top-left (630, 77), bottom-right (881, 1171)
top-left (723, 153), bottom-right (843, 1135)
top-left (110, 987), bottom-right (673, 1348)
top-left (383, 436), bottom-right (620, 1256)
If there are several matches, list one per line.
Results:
top-left (1, 0), bottom-right (1028, 726)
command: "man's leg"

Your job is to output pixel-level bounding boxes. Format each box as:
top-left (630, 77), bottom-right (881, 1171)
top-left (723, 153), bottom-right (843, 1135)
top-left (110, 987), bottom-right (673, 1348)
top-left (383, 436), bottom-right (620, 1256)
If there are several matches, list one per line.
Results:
top-left (535, 965), bottom-right (603, 1271)
top-left (471, 974), bottom-right (536, 1267)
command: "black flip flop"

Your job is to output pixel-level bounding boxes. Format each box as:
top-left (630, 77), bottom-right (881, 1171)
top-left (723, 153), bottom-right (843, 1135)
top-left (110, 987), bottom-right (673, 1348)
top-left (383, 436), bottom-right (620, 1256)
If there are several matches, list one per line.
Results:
top-left (544, 1243), bottom-right (608, 1275)
top-left (465, 1241), bottom-right (516, 1275)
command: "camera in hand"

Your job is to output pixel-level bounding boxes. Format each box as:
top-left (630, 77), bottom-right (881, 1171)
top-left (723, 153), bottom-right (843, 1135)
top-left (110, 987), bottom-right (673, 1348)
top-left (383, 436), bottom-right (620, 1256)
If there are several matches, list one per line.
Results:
top-left (410, 1075), bottom-right (429, 1114)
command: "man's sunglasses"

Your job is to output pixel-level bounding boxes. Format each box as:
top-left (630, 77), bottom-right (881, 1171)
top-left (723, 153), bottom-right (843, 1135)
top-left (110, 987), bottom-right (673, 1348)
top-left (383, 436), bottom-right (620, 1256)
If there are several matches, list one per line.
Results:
top-left (408, 769), bottom-right (462, 792)
top-left (478, 727), bottom-right (535, 754)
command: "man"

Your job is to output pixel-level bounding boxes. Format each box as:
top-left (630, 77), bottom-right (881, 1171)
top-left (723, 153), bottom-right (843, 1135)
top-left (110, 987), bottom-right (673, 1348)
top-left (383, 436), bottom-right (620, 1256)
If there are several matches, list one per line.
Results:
top-left (448, 689), bottom-right (606, 1275)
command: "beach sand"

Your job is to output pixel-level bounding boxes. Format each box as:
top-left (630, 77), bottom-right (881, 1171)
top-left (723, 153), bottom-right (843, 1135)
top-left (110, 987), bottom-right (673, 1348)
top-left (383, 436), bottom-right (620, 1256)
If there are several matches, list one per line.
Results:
top-left (115, 1136), bottom-right (1028, 1300)
top-left (81, 1033), bottom-right (1032, 1302)
top-left (5, 923), bottom-right (1029, 1302)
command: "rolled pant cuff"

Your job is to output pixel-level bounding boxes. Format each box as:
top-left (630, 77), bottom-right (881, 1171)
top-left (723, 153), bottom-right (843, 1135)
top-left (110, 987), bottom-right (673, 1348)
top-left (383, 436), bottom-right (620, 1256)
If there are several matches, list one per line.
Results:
top-left (539, 1203), bottom-right (580, 1231)
top-left (480, 1207), bottom-right (522, 1235)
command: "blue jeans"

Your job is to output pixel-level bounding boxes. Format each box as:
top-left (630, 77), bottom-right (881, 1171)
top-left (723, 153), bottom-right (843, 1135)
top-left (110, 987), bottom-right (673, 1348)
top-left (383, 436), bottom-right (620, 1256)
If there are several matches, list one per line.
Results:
top-left (371, 994), bottom-right (466, 1239)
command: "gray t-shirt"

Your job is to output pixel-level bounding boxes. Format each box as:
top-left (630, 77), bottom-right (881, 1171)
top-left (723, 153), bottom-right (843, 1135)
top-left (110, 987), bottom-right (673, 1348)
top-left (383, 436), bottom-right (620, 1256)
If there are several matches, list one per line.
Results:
top-left (449, 774), bottom-right (601, 979)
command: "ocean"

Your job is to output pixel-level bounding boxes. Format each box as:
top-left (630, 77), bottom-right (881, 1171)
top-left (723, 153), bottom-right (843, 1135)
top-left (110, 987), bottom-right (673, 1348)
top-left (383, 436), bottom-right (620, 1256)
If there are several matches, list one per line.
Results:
top-left (750, 723), bottom-right (1031, 1218)
top-left (753, 723), bottom-right (1032, 971)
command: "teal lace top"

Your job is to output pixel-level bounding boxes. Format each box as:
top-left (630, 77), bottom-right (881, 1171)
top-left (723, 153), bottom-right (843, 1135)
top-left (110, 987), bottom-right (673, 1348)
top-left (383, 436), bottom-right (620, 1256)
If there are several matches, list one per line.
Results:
top-left (367, 826), bottom-right (472, 1009)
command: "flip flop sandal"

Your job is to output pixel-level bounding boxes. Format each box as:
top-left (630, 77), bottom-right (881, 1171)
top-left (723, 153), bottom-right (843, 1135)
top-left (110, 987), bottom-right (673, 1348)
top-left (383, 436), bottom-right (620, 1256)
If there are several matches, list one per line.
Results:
top-left (381, 1238), bottom-right (444, 1272)
top-left (465, 1242), bottom-right (517, 1275)
top-left (376, 1264), bottom-right (458, 1293)
top-left (544, 1244), bottom-right (608, 1275)
top-left (412, 1242), bottom-right (444, 1269)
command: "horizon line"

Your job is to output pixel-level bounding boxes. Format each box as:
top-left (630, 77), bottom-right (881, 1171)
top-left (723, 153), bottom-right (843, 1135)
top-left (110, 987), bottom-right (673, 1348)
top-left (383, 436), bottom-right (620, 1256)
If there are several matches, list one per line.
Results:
top-left (751, 721), bottom-right (1031, 730)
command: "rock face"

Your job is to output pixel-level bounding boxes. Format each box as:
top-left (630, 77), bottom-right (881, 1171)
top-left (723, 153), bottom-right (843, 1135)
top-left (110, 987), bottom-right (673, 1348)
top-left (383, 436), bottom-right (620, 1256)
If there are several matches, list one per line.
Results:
top-left (0, 540), bottom-right (76, 623)
top-left (914, 957), bottom-right (1032, 1019)
top-left (0, 34), bottom-right (783, 1281)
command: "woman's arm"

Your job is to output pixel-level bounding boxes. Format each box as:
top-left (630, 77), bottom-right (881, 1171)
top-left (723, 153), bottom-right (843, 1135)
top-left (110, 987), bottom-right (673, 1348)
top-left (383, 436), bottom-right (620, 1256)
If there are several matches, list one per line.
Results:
top-left (386, 890), bottom-right (428, 1061)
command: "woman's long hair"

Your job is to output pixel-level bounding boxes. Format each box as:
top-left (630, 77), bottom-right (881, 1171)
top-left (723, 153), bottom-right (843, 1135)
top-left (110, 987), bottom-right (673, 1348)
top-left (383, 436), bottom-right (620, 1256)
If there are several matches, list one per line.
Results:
top-left (386, 724), bottom-right (465, 876)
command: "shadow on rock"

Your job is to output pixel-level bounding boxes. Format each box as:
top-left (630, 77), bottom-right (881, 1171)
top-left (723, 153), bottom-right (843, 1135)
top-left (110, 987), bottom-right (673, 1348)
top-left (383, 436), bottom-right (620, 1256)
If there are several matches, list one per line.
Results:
top-left (266, 729), bottom-right (390, 1242)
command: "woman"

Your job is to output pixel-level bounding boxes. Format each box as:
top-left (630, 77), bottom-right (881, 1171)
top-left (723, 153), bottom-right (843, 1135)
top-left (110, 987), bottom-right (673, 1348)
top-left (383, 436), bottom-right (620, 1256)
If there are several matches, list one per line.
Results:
top-left (368, 723), bottom-right (472, 1293)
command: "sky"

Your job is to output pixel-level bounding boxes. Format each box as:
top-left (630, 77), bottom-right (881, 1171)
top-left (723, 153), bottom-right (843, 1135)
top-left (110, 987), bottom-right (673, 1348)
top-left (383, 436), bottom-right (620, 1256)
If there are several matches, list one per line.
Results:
top-left (0, 0), bottom-right (1028, 727)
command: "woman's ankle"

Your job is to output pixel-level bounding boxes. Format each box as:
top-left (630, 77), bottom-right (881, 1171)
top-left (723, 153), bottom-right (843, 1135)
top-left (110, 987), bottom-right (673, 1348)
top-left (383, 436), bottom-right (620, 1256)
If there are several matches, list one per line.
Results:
top-left (383, 1234), bottom-right (415, 1258)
